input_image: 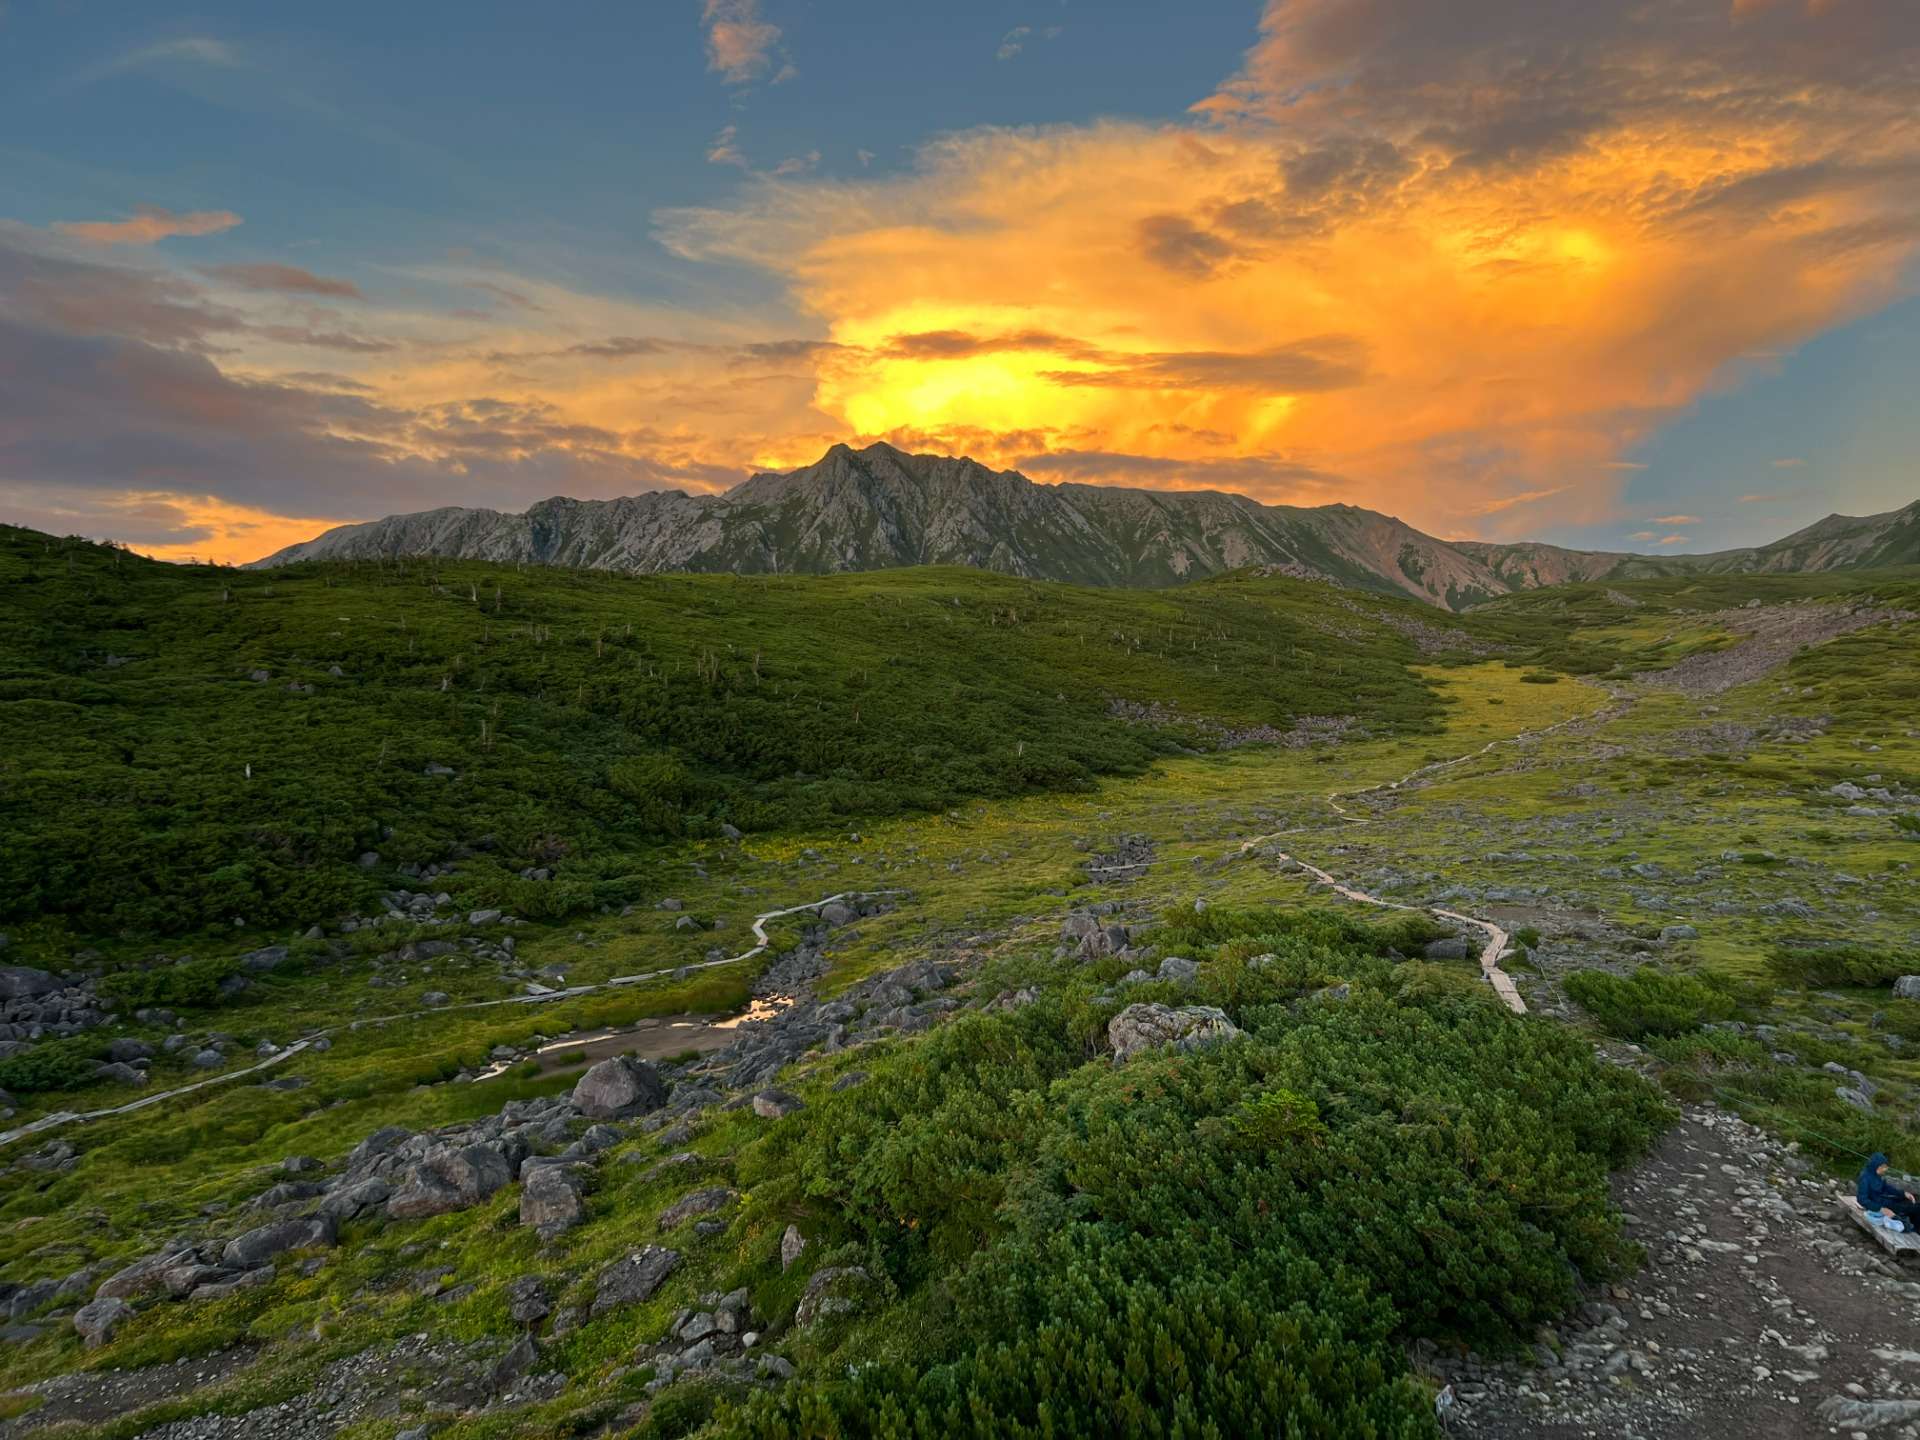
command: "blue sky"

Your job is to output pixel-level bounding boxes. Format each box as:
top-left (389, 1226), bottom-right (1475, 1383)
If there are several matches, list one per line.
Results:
top-left (1, 0), bottom-right (1916, 561)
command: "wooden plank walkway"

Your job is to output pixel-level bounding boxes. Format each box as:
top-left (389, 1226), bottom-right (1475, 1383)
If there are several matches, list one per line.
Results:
top-left (1840, 1195), bottom-right (1920, 1256)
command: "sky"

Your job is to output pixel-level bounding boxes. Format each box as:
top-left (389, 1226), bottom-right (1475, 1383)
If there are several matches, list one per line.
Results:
top-left (1, 0), bottom-right (1917, 564)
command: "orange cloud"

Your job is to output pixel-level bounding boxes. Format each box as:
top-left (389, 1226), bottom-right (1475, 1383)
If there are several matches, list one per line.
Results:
top-left (197, 263), bottom-right (362, 299)
top-left (702, 0), bottom-right (786, 85)
top-left (655, 0), bottom-right (1920, 538)
top-left (1651, 514), bottom-right (1702, 524)
top-left (16, 3), bottom-right (1920, 561)
top-left (54, 205), bottom-right (241, 245)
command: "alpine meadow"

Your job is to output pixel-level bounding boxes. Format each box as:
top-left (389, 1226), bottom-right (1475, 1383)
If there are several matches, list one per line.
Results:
top-left (6, 3), bottom-right (1920, 1439)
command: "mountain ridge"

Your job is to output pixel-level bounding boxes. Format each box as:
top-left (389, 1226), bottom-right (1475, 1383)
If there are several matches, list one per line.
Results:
top-left (254, 441), bottom-right (1920, 609)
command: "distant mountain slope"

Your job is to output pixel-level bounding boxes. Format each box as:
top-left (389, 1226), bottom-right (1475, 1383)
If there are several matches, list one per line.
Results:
top-left (254, 442), bottom-right (1919, 609)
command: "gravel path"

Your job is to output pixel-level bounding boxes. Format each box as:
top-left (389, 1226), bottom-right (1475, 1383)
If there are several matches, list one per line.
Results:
top-left (1449, 1102), bottom-right (1920, 1439)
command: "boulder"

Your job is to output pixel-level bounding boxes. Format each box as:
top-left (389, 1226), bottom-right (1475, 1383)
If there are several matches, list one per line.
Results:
top-left (191, 1049), bottom-right (226, 1069)
top-left (507, 1274), bottom-right (551, 1325)
top-left (520, 1165), bottom-right (587, 1240)
top-left (347, 1124), bottom-right (414, 1169)
top-left (1815, 1396), bottom-right (1920, 1431)
top-left (1893, 976), bottom-right (1920, 1000)
top-left (1422, 937), bottom-right (1471, 960)
top-left (72, 1296), bottom-right (132, 1349)
top-left (658, 1186), bottom-right (737, 1231)
top-left (0, 967), bottom-right (60, 1001)
top-left (238, 945), bottom-right (290, 973)
top-left (388, 1143), bottom-right (514, 1220)
top-left (570, 1056), bottom-right (667, 1120)
top-left (222, 1214), bottom-right (337, 1269)
top-left (105, 1038), bottom-right (154, 1062)
top-left (1658, 924), bottom-right (1699, 943)
top-left (159, 1262), bottom-right (232, 1298)
top-left (591, 1246), bottom-right (681, 1316)
top-left (780, 1224), bottom-right (808, 1271)
top-left (751, 1089), bottom-right (803, 1119)
top-left (94, 1061), bottom-right (148, 1087)
top-left (1107, 1003), bottom-right (1242, 1063)
top-left (795, 1266), bottom-right (871, 1327)
top-left (316, 1176), bottom-right (392, 1223)
top-left (1156, 956), bottom-right (1198, 983)
top-left (97, 1248), bottom-right (193, 1301)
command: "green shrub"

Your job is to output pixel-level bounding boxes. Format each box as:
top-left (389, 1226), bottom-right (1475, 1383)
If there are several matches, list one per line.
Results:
top-left (1565, 966), bottom-right (1737, 1038)
top-left (98, 955), bottom-right (242, 1010)
top-left (727, 906), bottom-right (1670, 1437)
top-left (0, 1037), bottom-right (103, 1094)
top-left (1766, 943), bottom-right (1919, 988)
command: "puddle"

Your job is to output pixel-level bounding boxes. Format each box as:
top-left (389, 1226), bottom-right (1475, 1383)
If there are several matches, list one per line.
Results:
top-left (475, 995), bottom-right (791, 1081)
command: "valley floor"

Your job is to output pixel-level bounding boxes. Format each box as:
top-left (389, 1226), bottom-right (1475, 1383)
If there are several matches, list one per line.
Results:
top-left (7, 618), bottom-right (1920, 1437)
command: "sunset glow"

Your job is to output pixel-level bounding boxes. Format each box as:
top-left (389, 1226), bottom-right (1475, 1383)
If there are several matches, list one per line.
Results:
top-left (3, 1), bottom-right (1917, 561)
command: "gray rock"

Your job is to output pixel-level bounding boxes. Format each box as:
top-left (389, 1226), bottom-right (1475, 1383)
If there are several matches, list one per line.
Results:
top-left (94, 1061), bottom-right (148, 1087)
top-left (591, 1246), bottom-right (682, 1316)
top-left (388, 1144), bottom-right (514, 1220)
top-left (97, 1247), bottom-right (193, 1301)
top-left (106, 1038), bottom-right (154, 1062)
top-left (347, 1124), bottom-right (413, 1168)
top-left (1814, 1396), bottom-right (1920, 1430)
top-left (159, 1262), bottom-right (232, 1298)
top-left (489, 1334), bottom-right (535, 1391)
top-left (1893, 976), bottom-right (1920, 1000)
top-left (520, 1165), bottom-right (587, 1240)
top-left (678, 1310), bottom-right (720, 1343)
top-left (1422, 937), bottom-right (1470, 960)
top-left (239, 945), bottom-right (290, 973)
top-left (420, 991), bottom-right (450, 1008)
top-left (507, 1274), bottom-right (551, 1325)
top-left (780, 1224), bottom-right (808, 1271)
top-left (795, 1265), bottom-right (871, 1327)
top-left (72, 1296), bottom-right (133, 1349)
top-left (570, 1056), bottom-right (668, 1120)
top-left (0, 966), bottom-right (60, 1000)
top-left (1107, 1003), bottom-right (1242, 1062)
top-left (317, 1176), bottom-right (392, 1223)
top-left (191, 1048), bottom-right (226, 1069)
top-left (468, 909), bottom-right (502, 926)
top-left (752, 1089), bottom-right (803, 1119)
top-left (222, 1214), bottom-right (337, 1269)
top-left (658, 1186), bottom-right (737, 1230)
top-left (1156, 956), bottom-right (1198, 983)
top-left (1658, 924), bottom-right (1699, 943)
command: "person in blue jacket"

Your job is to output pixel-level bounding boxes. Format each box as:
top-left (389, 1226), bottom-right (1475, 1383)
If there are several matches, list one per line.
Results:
top-left (1857, 1153), bottom-right (1920, 1226)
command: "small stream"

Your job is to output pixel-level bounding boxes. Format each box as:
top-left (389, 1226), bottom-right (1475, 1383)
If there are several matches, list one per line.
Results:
top-left (472, 995), bottom-right (791, 1081)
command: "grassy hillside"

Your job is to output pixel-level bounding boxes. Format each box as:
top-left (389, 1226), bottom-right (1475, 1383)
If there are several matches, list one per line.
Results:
top-left (5, 538), bottom-right (1920, 1437)
top-left (0, 527), bottom-right (1484, 948)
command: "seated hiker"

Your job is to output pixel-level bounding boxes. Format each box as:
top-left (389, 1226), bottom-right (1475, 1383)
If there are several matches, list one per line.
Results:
top-left (1858, 1153), bottom-right (1920, 1226)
